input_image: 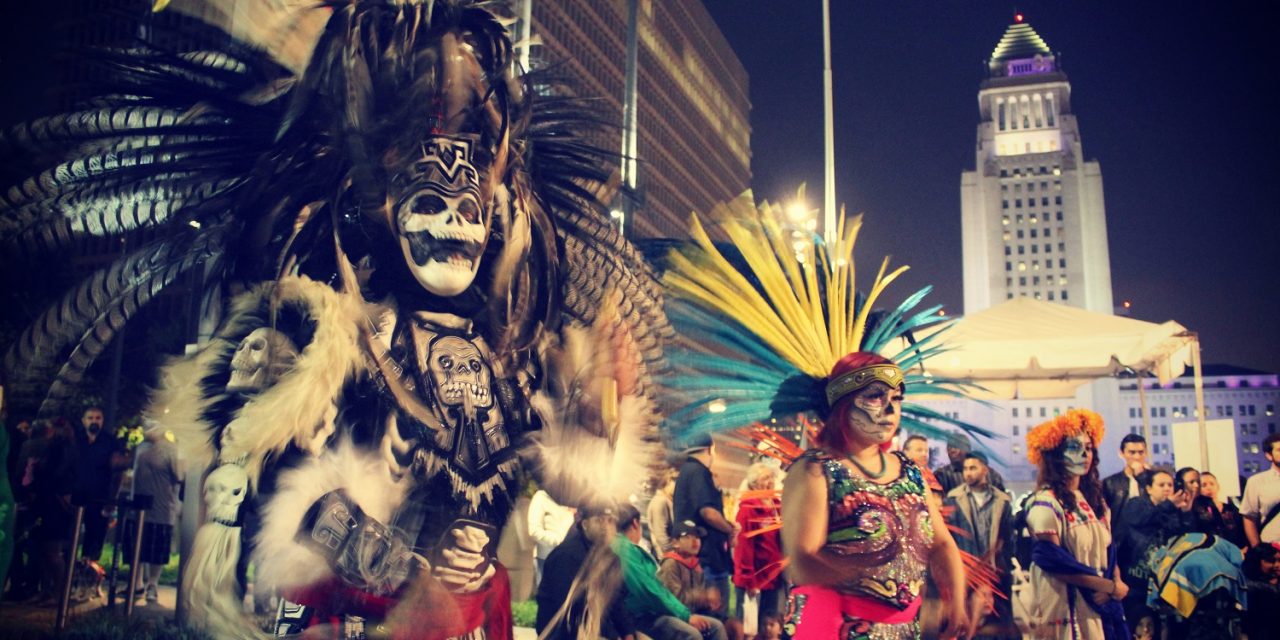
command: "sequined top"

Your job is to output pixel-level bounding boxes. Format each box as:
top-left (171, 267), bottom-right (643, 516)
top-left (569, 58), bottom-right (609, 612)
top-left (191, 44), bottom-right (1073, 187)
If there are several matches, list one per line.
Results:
top-left (801, 449), bottom-right (934, 610)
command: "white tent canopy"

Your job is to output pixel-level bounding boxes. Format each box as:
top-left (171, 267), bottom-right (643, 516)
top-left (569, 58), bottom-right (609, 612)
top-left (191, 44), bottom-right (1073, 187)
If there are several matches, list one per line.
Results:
top-left (898, 298), bottom-right (1197, 400)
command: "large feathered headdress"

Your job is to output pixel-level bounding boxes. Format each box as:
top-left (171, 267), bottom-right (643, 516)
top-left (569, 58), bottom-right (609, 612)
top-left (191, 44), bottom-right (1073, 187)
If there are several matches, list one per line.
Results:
top-left (0, 0), bottom-right (669, 417)
top-left (662, 192), bottom-right (992, 447)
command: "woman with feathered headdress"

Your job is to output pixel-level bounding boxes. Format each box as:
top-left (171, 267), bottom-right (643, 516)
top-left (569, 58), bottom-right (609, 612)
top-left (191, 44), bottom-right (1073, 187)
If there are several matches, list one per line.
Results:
top-left (661, 194), bottom-right (987, 639)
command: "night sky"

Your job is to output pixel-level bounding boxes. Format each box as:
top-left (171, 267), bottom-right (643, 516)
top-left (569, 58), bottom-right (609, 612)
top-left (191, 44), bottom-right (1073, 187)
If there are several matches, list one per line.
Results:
top-left (703, 1), bottom-right (1279, 374)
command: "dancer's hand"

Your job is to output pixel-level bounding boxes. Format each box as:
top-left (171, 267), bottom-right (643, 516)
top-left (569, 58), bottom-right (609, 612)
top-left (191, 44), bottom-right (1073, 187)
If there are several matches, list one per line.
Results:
top-left (1111, 576), bottom-right (1129, 601)
top-left (940, 602), bottom-right (969, 639)
top-left (432, 523), bottom-right (496, 593)
top-left (689, 615), bottom-right (713, 632)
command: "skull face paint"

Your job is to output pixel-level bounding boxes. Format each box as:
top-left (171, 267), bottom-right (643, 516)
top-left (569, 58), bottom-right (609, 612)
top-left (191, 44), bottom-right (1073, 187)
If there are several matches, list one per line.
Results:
top-left (227, 327), bottom-right (299, 394)
top-left (394, 136), bottom-right (488, 297)
top-left (845, 381), bottom-right (903, 446)
top-left (204, 463), bottom-right (249, 526)
top-left (1062, 434), bottom-right (1093, 477)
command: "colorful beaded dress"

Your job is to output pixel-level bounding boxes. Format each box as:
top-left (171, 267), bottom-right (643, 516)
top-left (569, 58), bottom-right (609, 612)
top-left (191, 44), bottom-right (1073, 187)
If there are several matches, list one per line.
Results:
top-left (784, 450), bottom-right (934, 640)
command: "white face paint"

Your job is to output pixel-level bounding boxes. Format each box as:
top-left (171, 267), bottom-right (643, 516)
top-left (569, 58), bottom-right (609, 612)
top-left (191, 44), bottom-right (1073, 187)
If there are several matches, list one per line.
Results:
top-left (393, 136), bottom-right (488, 297)
top-left (846, 382), bottom-right (903, 446)
top-left (1062, 434), bottom-right (1093, 477)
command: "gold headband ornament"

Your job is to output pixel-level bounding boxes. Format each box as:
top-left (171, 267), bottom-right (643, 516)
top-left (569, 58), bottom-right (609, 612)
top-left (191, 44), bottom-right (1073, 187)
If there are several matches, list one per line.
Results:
top-left (824, 363), bottom-right (904, 407)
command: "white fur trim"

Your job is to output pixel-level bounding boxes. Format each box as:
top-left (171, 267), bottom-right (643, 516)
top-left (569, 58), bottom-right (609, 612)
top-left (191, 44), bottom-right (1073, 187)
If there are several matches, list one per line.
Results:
top-left (145, 346), bottom-right (223, 468)
top-left (218, 277), bottom-right (367, 484)
top-left (531, 392), bottom-right (659, 506)
top-left (182, 522), bottom-right (265, 639)
top-left (252, 441), bottom-right (408, 592)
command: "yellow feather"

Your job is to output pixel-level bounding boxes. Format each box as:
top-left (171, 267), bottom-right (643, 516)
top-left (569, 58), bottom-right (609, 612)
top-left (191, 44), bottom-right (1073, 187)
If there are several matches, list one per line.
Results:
top-left (664, 191), bottom-right (909, 378)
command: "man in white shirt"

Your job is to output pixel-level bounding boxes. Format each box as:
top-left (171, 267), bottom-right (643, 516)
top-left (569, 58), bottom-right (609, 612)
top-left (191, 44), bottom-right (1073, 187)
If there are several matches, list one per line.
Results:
top-left (1242, 432), bottom-right (1280, 546)
top-left (527, 489), bottom-right (575, 587)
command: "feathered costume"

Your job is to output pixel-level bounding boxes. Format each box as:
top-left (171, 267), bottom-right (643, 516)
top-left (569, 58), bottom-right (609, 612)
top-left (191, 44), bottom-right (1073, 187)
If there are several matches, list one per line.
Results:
top-left (1, 1), bottom-right (669, 637)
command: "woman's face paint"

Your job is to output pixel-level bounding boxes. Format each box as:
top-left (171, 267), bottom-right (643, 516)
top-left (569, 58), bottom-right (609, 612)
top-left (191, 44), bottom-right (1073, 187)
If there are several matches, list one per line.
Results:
top-left (846, 382), bottom-right (903, 446)
top-left (1062, 434), bottom-right (1094, 477)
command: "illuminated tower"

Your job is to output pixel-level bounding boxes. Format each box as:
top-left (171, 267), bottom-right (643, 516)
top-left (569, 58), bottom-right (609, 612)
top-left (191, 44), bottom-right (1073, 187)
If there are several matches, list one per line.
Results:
top-left (960, 16), bottom-right (1114, 314)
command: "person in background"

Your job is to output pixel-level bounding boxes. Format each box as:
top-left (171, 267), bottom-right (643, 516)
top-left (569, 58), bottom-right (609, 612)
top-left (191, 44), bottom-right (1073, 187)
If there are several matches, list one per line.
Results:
top-left (1102, 434), bottom-right (1148, 527)
top-left (33, 418), bottom-right (77, 604)
top-left (732, 462), bottom-right (784, 632)
top-left (1023, 409), bottom-right (1127, 640)
top-left (535, 500), bottom-right (633, 640)
top-left (1174, 467), bottom-right (1224, 535)
top-left (673, 434), bottom-right (736, 620)
top-left (0, 406), bottom-right (15, 604)
top-left (122, 426), bottom-right (183, 603)
top-left (614, 503), bottom-right (726, 640)
top-left (934, 432), bottom-right (1005, 495)
top-left (758, 615), bottom-right (782, 640)
top-left (1240, 543), bottom-right (1280, 640)
top-left (1242, 432), bottom-right (1280, 547)
top-left (658, 520), bottom-right (722, 619)
top-left (944, 452), bottom-right (1015, 639)
top-left (72, 406), bottom-right (121, 565)
top-left (528, 488), bottom-right (575, 589)
top-left (648, 466), bottom-right (678, 556)
top-left (903, 434), bottom-right (944, 499)
top-left (1115, 468), bottom-right (1192, 640)
top-left (1199, 471), bottom-right (1246, 548)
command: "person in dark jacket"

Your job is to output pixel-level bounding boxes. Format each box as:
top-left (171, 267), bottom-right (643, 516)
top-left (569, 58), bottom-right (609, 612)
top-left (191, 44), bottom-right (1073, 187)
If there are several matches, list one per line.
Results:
top-left (1102, 433), bottom-right (1148, 527)
top-left (71, 407), bottom-right (121, 563)
top-left (673, 435), bottom-right (735, 619)
top-left (535, 500), bottom-right (635, 640)
top-left (1116, 468), bottom-right (1195, 640)
top-left (933, 432), bottom-right (1005, 495)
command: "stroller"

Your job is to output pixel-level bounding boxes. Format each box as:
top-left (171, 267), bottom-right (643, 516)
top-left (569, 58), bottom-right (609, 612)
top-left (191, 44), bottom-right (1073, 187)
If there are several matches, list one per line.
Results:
top-left (1146, 533), bottom-right (1245, 640)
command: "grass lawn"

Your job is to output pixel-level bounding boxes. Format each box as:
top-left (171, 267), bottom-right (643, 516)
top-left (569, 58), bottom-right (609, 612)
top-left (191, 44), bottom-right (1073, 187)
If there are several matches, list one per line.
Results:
top-left (94, 543), bottom-right (180, 586)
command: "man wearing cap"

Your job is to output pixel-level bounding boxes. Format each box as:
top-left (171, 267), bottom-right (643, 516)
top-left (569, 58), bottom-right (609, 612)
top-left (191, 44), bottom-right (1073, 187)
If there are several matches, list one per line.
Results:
top-left (657, 520), bottom-right (721, 616)
top-left (614, 506), bottom-right (727, 640)
top-left (535, 501), bottom-right (635, 640)
top-left (934, 432), bottom-right (1005, 495)
top-left (672, 435), bottom-right (736, 619)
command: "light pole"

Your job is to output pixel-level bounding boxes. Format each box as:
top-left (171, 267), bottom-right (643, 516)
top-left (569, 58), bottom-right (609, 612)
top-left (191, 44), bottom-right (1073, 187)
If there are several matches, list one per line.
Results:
top-left (821, 0), bottom-right (836, 246)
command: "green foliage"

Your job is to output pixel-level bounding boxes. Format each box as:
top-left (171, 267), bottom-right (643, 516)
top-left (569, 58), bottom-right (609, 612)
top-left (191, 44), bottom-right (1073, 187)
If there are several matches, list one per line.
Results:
top-left (96, 544), bottom-right (180, 586)
top-left (511, 599), bottom-right (538, 628)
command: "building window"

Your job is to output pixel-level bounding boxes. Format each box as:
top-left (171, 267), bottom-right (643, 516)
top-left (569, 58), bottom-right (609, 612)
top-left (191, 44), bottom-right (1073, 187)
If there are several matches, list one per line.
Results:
top-left (1002, 216), bottom-right (1010, 226)
top-left (1002, 200), bottom-right (1009, 209)
top-left (1030, 229), bottom-right (1038, 238)
top-left (1056, 211), bottom-right (1063, 221)
top-left (1031, 245), bottom-right (1038, 254)
top-left (1044, 228), bottom-right (1051, 237)
top-left (1040, 407), bottom-right (1047, 417)
top-left (1006, 246), bottom-right (1012, 256)
top-left (1018, 246), bottom-right (1025, 255)
top-left (1019, 276), bottom-right (1027, 286)
top-left (1061, 290), bottom-right (1068, 300)
top-left (1013, 425), bottom-right (1019, 435)
top-left (1017, 230), bottom-right (1024, 239)
top-left (1059, 258), bottom-right (1066, 268)
top-left (1016, 214), bottom-right (1023, 224)
top-left (1045, 244), bottom-right (1052, 252)
top-left (1041, 197), bottom-right (1049, 206)
top-left (1006, 277), bottom-right (1012, 286)
top-left (1005, 261), bottom-right (1012, 271)
top-left (1033, 276), bottom-right (1040, 285)
top-left (1016, 199), bottom-right (1022, 208)
top-left (1048, 291), bottom-right (1055, 300)
top-left (1055, 195), bottom-right (1062, 205)
top-left (1018, 262), bottom-right (1026, 271)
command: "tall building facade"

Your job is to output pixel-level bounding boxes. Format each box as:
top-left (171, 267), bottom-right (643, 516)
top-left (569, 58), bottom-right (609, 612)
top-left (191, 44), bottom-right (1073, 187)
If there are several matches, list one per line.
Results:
top-left (928, 18), bottom-right (1273, 491)
top-left (960, 18), bottom-right (1113, 314)
top-left (524, 0), bottom-right (751, 239)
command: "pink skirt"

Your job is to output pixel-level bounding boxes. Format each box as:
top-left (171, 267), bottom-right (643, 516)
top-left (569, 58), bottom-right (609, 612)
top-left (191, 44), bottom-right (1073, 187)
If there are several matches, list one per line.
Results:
top-left (785, 585), bottom-right (921, 640)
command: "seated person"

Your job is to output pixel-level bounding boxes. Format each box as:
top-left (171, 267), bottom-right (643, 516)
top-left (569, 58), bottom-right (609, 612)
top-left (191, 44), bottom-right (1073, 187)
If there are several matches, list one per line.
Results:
top-left (613, 506), bottom-right (726, 640)
top-left (535, 501), bottom-right (635, 640)
top-left (1242, 544), bottom-right (1280, 640)
top-left (658, 520), bottom-right (722, 616)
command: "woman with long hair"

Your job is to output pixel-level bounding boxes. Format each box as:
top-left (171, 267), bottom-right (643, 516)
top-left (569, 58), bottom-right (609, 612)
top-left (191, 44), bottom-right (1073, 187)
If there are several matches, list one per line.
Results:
top-left (1173, 467), bottom-right (1226, 537)
top-left (1024, 409), bottom-right (1128, 640)
top-left (781, 352), bottom-right (967, 640)
top-left (1115, 468), bottom-right (1193, 639)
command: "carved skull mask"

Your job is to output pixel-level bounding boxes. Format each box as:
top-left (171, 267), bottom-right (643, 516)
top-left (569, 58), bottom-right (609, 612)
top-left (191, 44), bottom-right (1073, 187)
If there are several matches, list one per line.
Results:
top-left (204, 463), bottom-right (248, 526)
top-left (427, 335), bottom-right (493, 415)
top-left (394, 136), bottom-right (489, 297)
top-left (227, 327), bottom-right (300, 394)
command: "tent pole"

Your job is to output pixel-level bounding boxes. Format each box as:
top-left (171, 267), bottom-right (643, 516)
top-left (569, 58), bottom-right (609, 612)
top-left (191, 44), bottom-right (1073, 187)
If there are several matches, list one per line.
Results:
top-left (1191, 334), bottom-right (1208, 470)
top-left (1137, 370), bottom-right (1151, 443)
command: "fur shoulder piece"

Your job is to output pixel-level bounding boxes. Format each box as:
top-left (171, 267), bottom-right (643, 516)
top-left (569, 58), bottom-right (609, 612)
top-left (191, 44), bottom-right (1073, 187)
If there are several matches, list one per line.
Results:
top-left (146, 276), bottom-right (368, 483)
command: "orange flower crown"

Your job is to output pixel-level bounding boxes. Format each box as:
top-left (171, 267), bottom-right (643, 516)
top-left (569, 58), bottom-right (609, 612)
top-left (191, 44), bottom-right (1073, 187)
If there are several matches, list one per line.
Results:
top-left (1025, 408), bottom-right (1105, 466)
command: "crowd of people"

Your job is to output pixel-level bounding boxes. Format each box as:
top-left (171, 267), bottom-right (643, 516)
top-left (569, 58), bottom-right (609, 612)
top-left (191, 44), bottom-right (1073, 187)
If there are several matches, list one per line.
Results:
top-left (527, 406), bottom-right (1279, 640)
top-left (1, 407), bottom-right (183, 607)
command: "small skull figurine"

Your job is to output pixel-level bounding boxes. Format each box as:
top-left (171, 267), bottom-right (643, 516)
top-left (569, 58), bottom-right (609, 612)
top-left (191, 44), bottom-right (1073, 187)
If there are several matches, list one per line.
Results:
top-left (427, 336), bottom-right (493, 415)
top-left (227, 327), bottom-right (300, 394)
top-left (204, 463), bottom-right (249, 526)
